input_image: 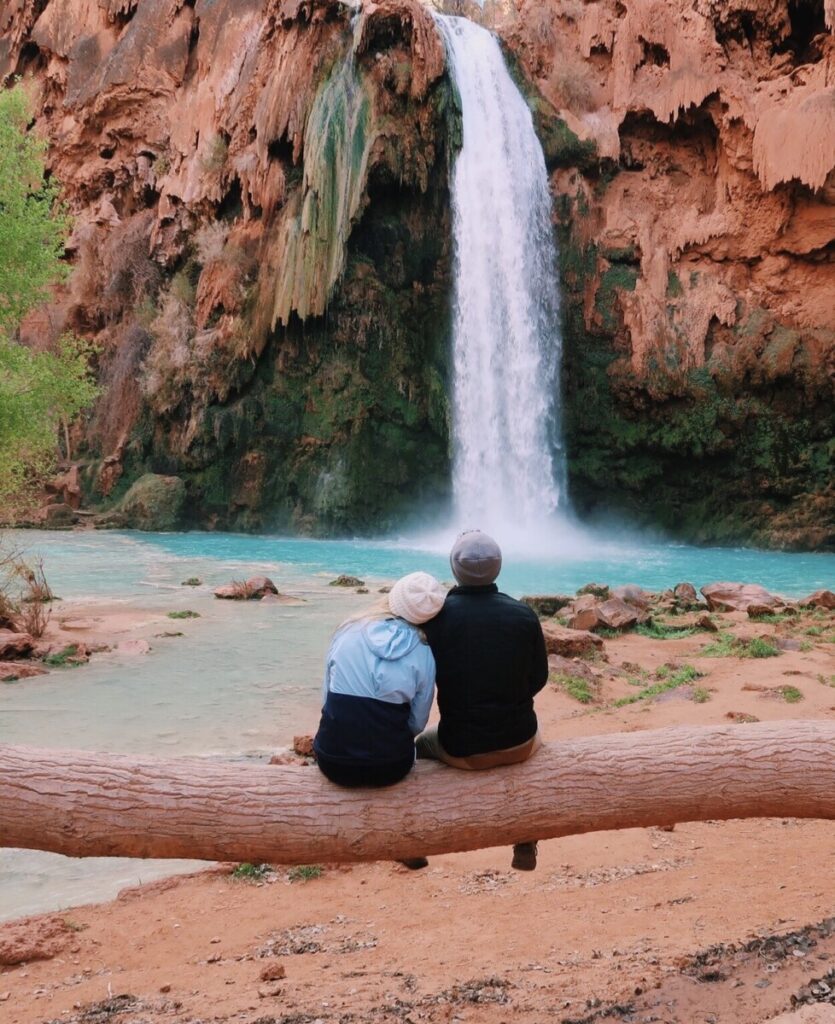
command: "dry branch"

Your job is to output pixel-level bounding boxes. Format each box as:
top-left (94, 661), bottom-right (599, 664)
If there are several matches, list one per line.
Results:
top-left (1, 721), bottom-right (834, 864)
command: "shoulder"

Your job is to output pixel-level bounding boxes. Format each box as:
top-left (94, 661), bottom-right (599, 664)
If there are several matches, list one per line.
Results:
top-left (496, 593), bottom-right (541, 627)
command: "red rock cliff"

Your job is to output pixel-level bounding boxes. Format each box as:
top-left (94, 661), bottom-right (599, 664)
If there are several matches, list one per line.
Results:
top-left (1, 0), bottom-right (833, 546)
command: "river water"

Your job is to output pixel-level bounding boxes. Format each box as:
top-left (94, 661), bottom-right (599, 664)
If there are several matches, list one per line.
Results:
top-left (1, 528), bottom-right (833, 922)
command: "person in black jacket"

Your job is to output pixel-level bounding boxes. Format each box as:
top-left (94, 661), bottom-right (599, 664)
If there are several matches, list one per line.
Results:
top-left (417, 530), bottom-right (549, 871)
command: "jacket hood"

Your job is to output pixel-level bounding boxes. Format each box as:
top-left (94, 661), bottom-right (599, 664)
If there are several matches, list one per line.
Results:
top-left (361, 618), bottom-right (420, 661)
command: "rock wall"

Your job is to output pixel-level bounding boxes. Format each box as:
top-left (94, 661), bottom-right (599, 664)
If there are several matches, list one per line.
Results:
top-left (2, 0), bottom-right (833, 546)
top-left (1, 0), bottom-right (459, 533)
top-left (490, 0), bottom-right (835, 549)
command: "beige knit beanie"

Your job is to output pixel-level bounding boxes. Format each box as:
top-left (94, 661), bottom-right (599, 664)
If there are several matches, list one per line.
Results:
top-left (388, 572), bottom-right (447, 625)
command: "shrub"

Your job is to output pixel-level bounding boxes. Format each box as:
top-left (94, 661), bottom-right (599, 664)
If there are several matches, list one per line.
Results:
top-left (780, 686), bottom-right (803, 704)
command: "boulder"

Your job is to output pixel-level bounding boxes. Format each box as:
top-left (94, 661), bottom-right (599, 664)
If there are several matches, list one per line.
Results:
top-left (47, 465), bottom-right (82, 509)
top-left (672, 582), bottom-right (700, 608)
top-left (521, 595), bottom-right (573, 617)
top-left (597, 597), bottom-right (644, 629)
top-left (569, 597), bottom-right (644, 632)
top-left (330, 575), bottom-right (365, 587)
top-left (800, 589), bottom-right (835, 610)
top-left (577, 582), bottom-right (609, 599)
top-left (611, 585), bottom-right (652, 610)
top-left (115, 474), bottom-right (186, 531)
top-left (43, 502), bottom-right (77, 528)
top-left (214, 576), bottom-right (279, 600)
top-left (700, 582), bottom-right (783, 612)
top-left (0, 631), bottom-right (34, 660)
top-left (540, 622), bottom-right (603, 658)
top-left (293, 735), bottom-right (315, 757)
top-left (247, 575), bottom-right (279, 598)
top-left (547, 655), bottom-right (597, 682)
top-left (696, 614), bottom-right (718, 633)
top-left (747, 603), bottom-right (777, 619)
top-left (0, 661), bottom-right (46, 681)
top-left (566, 593), bottom-right (600, 630)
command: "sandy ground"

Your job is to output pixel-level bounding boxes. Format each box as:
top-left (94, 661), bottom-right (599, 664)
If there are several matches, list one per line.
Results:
top-left (1, 604), bottom-right (834, 1024)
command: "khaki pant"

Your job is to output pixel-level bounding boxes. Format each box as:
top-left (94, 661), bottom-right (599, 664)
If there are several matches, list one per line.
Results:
top-left (415, 727), bottom-right (542, 771)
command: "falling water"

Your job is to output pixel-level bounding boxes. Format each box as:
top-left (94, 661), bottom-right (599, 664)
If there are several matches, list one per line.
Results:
top-left (437, 16), bottom-right (566, 539)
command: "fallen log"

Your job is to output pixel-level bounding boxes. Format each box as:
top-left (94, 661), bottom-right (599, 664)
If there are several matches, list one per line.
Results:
top-left (1, 721), bottom-right (834, 863)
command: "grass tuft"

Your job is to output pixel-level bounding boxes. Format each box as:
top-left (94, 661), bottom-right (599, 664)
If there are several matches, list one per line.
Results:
top-left (231, 862), bottom-right (272, 881)
top-left (780, 686), bottom-right (804, 704)
top-left (43, 645), bottom-right (81, 668)
top-left (702, 633), bottom-right (779, 659)
top-left (635, 621), bottom-right (697, 640)
top-left (288, 865), bottom-right (324, 882)
top-left (615, 664), bottom-right (704, 707)
top-left (168, 610), bottom-right (200, 620)
top-left (551, 672), bottom-right (596, 704)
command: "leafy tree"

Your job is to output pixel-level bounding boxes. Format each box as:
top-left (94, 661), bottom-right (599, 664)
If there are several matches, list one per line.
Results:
top-left (0, 83), bottom-right (98, 518)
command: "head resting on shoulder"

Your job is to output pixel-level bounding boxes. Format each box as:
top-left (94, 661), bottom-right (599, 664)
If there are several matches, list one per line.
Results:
top-left (388, 571), bottom-right (447, 624)
top-left (449, 530), bottom-right (502, 586)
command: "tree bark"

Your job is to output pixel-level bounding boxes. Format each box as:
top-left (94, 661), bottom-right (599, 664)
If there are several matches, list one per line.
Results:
top-left (1, 721), bottom-right (833, 864)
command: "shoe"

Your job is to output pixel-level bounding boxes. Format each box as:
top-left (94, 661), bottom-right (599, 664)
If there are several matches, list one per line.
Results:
top-left (398, 857), bottom-right (429, 870)
top-left (511, 842), bottom-right (538, 871)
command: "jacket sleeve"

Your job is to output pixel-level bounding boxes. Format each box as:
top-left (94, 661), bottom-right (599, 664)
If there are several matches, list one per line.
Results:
top-left (529, 616), bottom-right (549, 697)
top-left (407, 649), bottom-right (436, 737)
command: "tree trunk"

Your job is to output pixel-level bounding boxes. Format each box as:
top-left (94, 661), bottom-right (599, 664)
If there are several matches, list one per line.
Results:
top-left (1, 721), bottom-right (833, 864)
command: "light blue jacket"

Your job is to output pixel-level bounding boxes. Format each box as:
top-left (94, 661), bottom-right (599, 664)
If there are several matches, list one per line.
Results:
top-left (321, 618), bottom-right (436, 737)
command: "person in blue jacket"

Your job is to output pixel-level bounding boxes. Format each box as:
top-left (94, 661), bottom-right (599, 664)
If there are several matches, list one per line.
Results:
top-left (313, 571), bottom-right (447, 788)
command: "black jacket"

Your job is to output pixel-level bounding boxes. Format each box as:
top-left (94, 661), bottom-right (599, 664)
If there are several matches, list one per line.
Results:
top-left (422, 584), bottom-right (549, 757)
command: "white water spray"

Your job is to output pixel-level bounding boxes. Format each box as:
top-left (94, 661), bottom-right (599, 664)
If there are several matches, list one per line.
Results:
top-left (437, 15), bottom-right (567, 543)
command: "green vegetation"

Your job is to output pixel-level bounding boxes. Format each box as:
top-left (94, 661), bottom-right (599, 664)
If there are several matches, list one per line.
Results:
top-left (181, 578), bottom-right (202, 587)
top-left (614, 664), bottom-right (704, 707)
top-left (0, 85), bottom-right (98, 517)
top-left (231, 862), bottom-right (272, 881)
top-left (701, 633), bottom-right (780, 659)
top-left (691, 687), bottom-right (712, 704)
top-left (288, 865), bottom-right (324, 882)
top-left (167, 610), bottom-right (200, 619)
top-left (635, 621), bottom-right (697, 640)
top-left (551, 672), bottom-right (596, 704)
top-left (747, 637), bottom-right (781, 658)
top-left (780, 686), bottom-right (804, 704)
top-left (43, 644), bottom-right (81, 668)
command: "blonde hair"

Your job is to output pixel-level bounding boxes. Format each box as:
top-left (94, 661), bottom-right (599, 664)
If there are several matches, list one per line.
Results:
top-left (334, 593), bottom-right (428, 643)
top-left (338, 595), bottom-right (393, 629)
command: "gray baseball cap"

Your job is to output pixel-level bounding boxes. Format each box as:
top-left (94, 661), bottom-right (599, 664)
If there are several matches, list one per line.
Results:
top-left (450, 530), bottom-right (502, 586)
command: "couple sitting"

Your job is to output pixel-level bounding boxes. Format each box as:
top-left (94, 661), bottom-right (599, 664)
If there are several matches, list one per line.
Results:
top-left (313, 530), bottom-right (549, 871)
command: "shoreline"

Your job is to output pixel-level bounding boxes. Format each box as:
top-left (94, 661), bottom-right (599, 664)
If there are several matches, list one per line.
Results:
top-left (2, 596), bottom-right (834, 1021)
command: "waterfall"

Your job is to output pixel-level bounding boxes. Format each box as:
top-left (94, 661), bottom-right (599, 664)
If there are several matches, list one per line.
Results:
top-left (437, 15), bottom-right (567, 540)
